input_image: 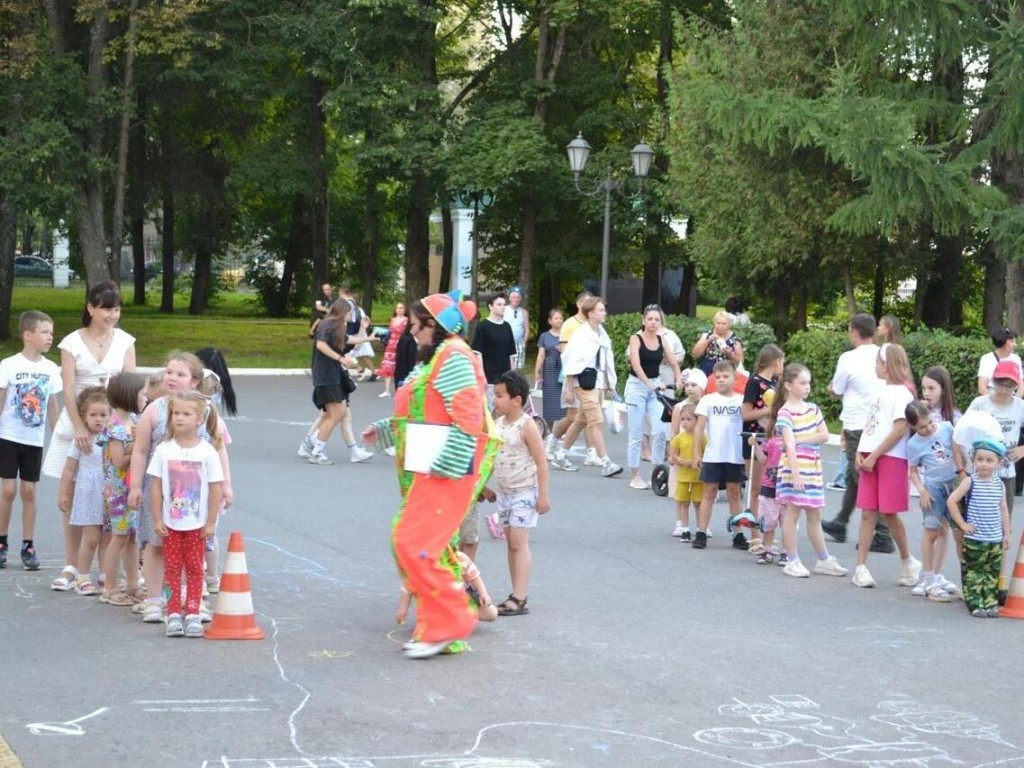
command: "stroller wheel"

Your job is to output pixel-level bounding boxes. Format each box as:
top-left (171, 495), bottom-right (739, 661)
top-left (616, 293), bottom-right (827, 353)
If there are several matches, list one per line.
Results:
top-left (651, 464), bottom-right (669, 497)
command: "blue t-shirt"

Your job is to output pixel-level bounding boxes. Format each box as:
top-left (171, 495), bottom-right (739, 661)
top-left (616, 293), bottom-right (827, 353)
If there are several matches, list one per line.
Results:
top-left (907, 422), bottom-right (957, 484)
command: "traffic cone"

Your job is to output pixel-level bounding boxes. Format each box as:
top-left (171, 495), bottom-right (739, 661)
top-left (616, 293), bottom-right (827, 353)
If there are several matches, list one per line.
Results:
top-left (205, 532), bottom-right (265, 640)
top-left (1000, 530), bottom-right (1024, 619)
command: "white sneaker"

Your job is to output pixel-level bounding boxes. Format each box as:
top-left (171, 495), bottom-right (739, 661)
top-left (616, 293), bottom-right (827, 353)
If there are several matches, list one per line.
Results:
top-left (141, 599), bottom-right (165, 623)
top-left (672, 522), bottom-right (685, 537)
top-left (308, 452), bottom-right (334, 465)
top-left (549, 451), bottom-right (578, 472)
top-left (384, 446), bottom-right (397, 457)
top-left (297, 438), bottom-right (313, 458)
top-left (936, 574), bottom-right (959, 594)
top-left (897, 556), bottom-right (922, 587)
top-left (544, 434), bottom-right (557, 459)
top-left (911, 579), bottom-right (929, 597)
top-left (584, 448), bottom-right (604, 467)
top-left (812, 556), bottom-right (848, 577)
top-left (378, 391), bottom-right (391, 398)
top-left (350, 447), bottom-right (374, 463)
top-left (783, 560), bottom-right (811, 578)
top-left (851, 564), bottom-right (876, 588)
top-left (601, 459), bottom-right (623, 478)
top-left (925, 583), bottom-right (953, 602)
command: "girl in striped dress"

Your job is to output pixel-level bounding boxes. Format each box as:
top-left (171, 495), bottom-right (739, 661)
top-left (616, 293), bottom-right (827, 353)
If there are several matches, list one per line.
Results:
top-left (769, 364), bottom-right (848, 579)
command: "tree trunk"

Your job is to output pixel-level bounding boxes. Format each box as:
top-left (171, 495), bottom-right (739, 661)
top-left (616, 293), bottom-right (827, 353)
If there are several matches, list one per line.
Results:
top-left (1009, 260), bottom-right (1024, 335)
top-left (189, 242), bottom-right (212, 316)
top-left (439, 203), bottom-right (453, 293)
top-left (160, 185), bottom-right (174, 314)
top-left (279, 193), bottom-right (308, 318)
top-left (81, 5), bottom-right (113, 285)
top-left (981, 241), bottom-right (1006, 331)
top-left (110, 0), bottom-right (139, 287)
top-left (842, 261), bottom-right (857, 315)
top-left (361, 178), bottom-right (383, 318)
top-left (129, 92), bottom-right (147, 305)
top-left (872, 259), bottom-right (885, 319)
top-left (130, 215), bottom-right (145, 305)
top-left (920, 234), bottom-right (963, 329)
top-left (404, 171), bottom-right (432, 304)
top-left (0, 192), bottom-right (17, 342)
top-left (520, 193), bottom-right (536, 298)
top-left (795, 284), bottom-right (808, 331)
top-left (307, 75), bottom-right (329, 295)
top-left (20, 215), bottom-right (35, 256)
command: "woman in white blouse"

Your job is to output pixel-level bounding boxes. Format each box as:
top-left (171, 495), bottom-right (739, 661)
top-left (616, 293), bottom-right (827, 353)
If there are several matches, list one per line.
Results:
top-left (44, 281), bottom-right (136, 591)
top-left (551, 296), bottom-right (622, 477)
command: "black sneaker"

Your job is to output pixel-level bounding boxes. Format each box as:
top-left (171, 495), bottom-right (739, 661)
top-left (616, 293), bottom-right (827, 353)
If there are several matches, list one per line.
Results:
top-left (821, 519), bottom-right (846, 543)
top-left (777, 552), bottom-right (789, 567)
top-left (692, 531), bottom-right (707, 549)
top-left (680, 531), bottom-right (691, 543)
top-left (0, 544), bottom-right (6, 568)
top-left (869, 535), bottom-right (895, 554)
top-left (21, 547), bottom-right (40, 571)
top-left (757, 550), bottom-right (776, 565)
top-left (998, 589), bottom-right (1008, 606)
top-left (732, 532), bottom-right (749, 551)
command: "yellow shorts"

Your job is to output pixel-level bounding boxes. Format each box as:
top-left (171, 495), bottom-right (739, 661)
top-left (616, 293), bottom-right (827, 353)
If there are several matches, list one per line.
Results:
top-left (676, 480), bottom-right (704, 503)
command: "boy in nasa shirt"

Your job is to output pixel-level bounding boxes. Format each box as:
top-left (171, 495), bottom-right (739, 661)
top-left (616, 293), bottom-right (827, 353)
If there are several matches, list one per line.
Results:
top-left (0, 311), bottom-right (62, 570)
top-left (693, 360), bottom-right (746, 550)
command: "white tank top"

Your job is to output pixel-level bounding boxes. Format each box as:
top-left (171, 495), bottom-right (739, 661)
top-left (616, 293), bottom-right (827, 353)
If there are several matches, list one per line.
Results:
top-left (493, 413), bottom-right (536, 491)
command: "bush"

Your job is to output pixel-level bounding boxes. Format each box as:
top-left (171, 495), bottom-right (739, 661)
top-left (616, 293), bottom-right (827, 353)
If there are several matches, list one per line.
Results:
top-left (603, 314), bottom-right (777, 394)
top-left (785, 328), bottom-right (991, 423)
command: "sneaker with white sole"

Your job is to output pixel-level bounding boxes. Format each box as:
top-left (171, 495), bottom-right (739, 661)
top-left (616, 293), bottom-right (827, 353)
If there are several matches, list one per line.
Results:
top-left (783, 559), bottom-right (811, 578)
top-left (544, 434), bottom-right (557, 459)
top-left (812, 556), bottom-right (848, 577)
top-left (350, 447), bottom-right (374, 463)
top-left (601, 459), bottom-right (623, 478)
top-left (297, 438), bottom-right (314, 458)
top-left (911, 579), bottom-right (929, 597)
top-left (925, 583), bottom-right (952, 602)
top-left (851, 564), bottom-right (876, 588)
top-left (672, 522), bottom-right (685, 537)
top-left (165, 613), bottom-right (184, 637)
top-left (776, 552), bottom-right (788, 567)
top-left (308, 451), bottom-right (334, 465)
top-left (584, 448), bottom-right (604, 467)
top-left (936, 575), bottom-right (959, 594)
top-left (550, 452), bottom-right (578, 472)
top-left (378, 391), bottom-right (392, 398)
top-left (184, 614), bottom-right (204, 637)
top-left (897, 556), bottom-right (922, 587)
top-left (141, 599), bottom-right (165, 623)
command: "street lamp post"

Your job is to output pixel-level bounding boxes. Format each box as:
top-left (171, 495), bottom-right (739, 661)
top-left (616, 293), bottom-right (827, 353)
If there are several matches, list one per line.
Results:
top-left (566, 133), bottom-right (654, 301)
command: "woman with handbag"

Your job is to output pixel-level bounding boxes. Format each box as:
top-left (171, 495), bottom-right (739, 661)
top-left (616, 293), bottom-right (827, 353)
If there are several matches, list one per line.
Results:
top-left (362, 290), bottom-right (500, 659)
top-left (551, 296), bottom-right (623, 478)
top-left (301, 299), bottom-right (374, 466)
top-left (625, 305), bottom-right (684, 489)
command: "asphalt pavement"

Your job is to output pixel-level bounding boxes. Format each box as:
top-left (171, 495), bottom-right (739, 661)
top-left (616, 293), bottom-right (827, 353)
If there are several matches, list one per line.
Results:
top-left (2, 376), bottom-right (1023, 768)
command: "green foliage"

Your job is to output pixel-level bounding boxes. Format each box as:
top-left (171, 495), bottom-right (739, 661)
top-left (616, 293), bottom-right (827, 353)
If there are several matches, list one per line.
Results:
top-left (602, 314), bottom-right (777, 394)
top-left (785, 328), bottom-right (991, 422)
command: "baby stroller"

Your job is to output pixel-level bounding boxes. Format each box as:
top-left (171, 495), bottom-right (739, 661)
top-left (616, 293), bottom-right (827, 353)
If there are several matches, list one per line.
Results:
top-left (651, 388), bottom-right (682, 497)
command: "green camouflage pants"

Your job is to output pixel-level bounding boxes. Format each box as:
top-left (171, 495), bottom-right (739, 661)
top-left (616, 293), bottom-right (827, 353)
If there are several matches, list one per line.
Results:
top-left (962, 539), bottom-right (1003, 612)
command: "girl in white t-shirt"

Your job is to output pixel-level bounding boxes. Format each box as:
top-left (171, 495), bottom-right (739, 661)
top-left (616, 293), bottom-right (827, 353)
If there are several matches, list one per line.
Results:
top-left (851, 343), bottom-right (921, 589)
top-left (147, 390), bottom-right (224, 638)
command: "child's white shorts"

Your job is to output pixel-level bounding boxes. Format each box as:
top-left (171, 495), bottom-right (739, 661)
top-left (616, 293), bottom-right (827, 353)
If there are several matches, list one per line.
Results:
top-left (497, 487), bottom-right (539, 529)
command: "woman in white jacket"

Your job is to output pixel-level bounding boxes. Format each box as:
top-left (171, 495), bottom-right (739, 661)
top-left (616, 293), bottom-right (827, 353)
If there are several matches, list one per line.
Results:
top-left (551, 296), bottom-right (623, 477)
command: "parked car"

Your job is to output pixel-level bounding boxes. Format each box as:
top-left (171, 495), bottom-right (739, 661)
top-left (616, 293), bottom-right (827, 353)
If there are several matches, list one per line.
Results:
top-left (14, 256), bottom-right (52, 279)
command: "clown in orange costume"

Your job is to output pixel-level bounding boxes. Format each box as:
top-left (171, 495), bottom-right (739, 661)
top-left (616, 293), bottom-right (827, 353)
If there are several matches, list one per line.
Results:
top-left (363, 290), bottom-right (498, 659)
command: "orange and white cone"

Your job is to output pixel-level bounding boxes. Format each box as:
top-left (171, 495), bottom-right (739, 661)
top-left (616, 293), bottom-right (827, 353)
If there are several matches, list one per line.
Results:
top-left (205, 531), bottom-right (265, 640)
top-left (1000, 530), bottom-right (1024, 619)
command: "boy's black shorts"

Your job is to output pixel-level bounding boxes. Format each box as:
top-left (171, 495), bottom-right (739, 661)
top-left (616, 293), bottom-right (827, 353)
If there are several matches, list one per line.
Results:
top-left (0, 438), bottom-right (43, 483)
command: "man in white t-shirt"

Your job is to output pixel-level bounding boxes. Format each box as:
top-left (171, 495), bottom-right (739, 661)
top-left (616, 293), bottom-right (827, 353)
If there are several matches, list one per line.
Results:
top-left (821, 313), bottom-right (893, 551)
top-left (977, 327), bottom-right (1023, 398)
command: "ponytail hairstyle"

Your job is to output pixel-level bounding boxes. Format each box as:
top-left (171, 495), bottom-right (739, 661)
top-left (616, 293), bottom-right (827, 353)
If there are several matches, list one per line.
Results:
top-left (196, 347), bottom-right (237, 416)
top-left (81, 280), bottom-right (122, 327)
top-left (904, 400), bottom-right (931, 430)
top-left (76, 385), bottom-right (110, 421)
top-left (878, 343), bottom-right (916, 396)
top-left (922, 365), bottom-right (956, 423)
top-left (165, 390), bottom-right (222, 450)
top-left (766, 363), bottom-right (810, 436)
top-left (753, 343), bottom-right (785, 376)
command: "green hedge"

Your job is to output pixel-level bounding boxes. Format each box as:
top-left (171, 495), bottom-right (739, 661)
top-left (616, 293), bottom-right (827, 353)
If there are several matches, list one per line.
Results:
top-left (603, 314), bottom-right (778, 394)
top-left (785, 329), bottom-right (991, 423)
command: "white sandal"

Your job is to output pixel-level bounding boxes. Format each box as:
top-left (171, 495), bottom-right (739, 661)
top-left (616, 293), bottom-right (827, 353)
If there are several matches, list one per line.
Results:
top-left (50, 565), bottom-right (80, 591)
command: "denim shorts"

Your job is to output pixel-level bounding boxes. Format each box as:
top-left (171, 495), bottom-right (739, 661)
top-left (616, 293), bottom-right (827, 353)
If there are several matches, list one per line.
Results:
top-left (921, 480), bottom-right (955, 530)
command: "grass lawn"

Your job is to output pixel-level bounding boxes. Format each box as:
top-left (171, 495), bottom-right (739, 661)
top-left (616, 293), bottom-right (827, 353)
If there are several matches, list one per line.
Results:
top-left (2, 284), bottom-right (727, 369)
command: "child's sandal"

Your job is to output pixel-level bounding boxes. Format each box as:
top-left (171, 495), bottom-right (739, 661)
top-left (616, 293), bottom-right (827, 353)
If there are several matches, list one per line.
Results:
top-left (497, 594), bottom-right (529, 616)
top-left (99, 589), bottom-right (135, 606)
top-left (74, 577), bottom-right (99, 596)
top-left (50, 566), bottom-right (79, 591)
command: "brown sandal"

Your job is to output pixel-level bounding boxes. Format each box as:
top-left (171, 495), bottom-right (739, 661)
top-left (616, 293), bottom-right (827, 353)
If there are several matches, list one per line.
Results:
top-left (497, 594), bottom-right (529, 616)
